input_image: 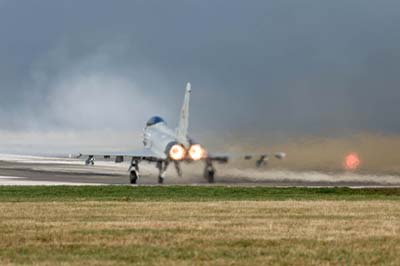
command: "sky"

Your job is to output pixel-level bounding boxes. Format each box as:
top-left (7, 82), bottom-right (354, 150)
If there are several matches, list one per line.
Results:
top-left (0, 0), bottom-right (400, 149)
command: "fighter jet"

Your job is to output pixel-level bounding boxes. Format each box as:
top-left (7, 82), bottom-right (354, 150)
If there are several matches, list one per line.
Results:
top-left (80, 83), bottom-right (285, 184)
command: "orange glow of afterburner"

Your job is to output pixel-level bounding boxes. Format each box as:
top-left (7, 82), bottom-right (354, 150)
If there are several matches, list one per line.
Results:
top-left (344, 153), bottom-right (361, 171)
top-left (169, 144), bottom-right (186, 161)
top-left (189, 144), bottom-right (207, 161)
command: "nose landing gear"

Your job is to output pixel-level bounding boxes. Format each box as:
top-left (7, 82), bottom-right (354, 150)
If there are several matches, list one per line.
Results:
top-left (157, 161), bottom-right (169, 184)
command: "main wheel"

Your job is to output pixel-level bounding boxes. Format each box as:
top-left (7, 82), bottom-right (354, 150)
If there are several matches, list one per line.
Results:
top-left (158, 176), bottom-right (164, 184)
top-left (130, 170), bottom-right (138, 184)
top-left (206, 170), bottom-right (215, 183)
top-left (204, 167), bottom-right (215, 183)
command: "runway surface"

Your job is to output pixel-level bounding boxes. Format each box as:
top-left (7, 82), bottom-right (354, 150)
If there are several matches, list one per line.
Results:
top-left (0, 154), bottom-right (400, 187)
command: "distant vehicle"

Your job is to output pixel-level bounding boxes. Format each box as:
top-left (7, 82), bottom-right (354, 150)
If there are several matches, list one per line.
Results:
top-left (80, 83), bottom-right (285, 184)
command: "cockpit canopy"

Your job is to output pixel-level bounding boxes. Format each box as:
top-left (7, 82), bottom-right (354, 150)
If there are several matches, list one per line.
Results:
top-left (146, 116), bottom-right (166, 127)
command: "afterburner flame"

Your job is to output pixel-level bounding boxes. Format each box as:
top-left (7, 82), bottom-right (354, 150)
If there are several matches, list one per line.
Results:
top-left (169, 144), bottom-right (186, 161)
top-left (344, 153), bottom-right (360, 171)
top-left (189, 144), bottom-right (206, 161)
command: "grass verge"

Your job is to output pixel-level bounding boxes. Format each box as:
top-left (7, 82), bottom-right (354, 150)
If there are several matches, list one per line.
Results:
top-left (0, 186), bottom-right (400, 201)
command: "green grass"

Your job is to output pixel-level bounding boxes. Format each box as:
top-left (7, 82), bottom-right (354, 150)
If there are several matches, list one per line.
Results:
top-left (2, 238), bottom-right (398, 265)
top-left (0, 186), bottom-right (400, 202)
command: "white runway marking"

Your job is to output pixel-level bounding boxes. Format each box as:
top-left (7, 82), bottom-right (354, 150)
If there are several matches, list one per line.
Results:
top-left (0, 154), bottom-right (80, 165)
top-left (0, 182), bottom-right (104, 186)
top-left (0, 180), bottom-right (105, 186)
top-left (0, 153), bottom-right (131, 168)
top-left (0, 175), bottom-right (23, 179)
top-left (0, 175), bottom-right (105, 186)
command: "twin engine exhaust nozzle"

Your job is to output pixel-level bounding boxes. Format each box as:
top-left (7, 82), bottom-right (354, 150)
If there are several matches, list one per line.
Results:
top-left (168, 144), bottom-right (207, 161)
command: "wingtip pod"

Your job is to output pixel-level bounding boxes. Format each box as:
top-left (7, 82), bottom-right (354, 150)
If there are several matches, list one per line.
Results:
top-left (186, 82), bottom-right (191, 92)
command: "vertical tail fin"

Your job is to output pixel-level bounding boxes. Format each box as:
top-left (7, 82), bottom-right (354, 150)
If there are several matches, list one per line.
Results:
top-left (176, 82), bottom-right (191, 145)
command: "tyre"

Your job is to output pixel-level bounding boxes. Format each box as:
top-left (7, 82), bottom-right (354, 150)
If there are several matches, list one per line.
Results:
top-left (207, 170), bottom-right (215, 183)
top-left (130, 170), bottom-right (138, 184)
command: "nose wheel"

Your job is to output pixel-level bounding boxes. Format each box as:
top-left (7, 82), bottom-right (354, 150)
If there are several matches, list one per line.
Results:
top-left (157, 161), bottom-right (169, 184)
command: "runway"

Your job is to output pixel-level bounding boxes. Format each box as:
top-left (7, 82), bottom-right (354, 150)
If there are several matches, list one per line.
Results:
top-left (0, 154), bottom-right (400, 187)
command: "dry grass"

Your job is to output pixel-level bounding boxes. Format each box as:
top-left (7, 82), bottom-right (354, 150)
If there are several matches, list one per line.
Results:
top-left (0, 201), bottom-right (400, 265)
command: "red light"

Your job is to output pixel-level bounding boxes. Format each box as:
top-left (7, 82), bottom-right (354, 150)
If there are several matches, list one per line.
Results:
top-left (344, 153), bottom-right (360, 171)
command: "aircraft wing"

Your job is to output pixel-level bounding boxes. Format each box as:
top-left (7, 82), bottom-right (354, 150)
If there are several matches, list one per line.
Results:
top-left (207, 152), bottom-right (286, 166)
top-left (78, 148), bottom-right (166, 163)
top-left (77, 149), bottom-right (285, 167)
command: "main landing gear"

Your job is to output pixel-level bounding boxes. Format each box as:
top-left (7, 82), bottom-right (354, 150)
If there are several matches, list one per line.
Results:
top-left (204, 160), bottom-right (216, 183)
top-left (129, 158), bottom-right (140, 184)
top-left (126, 159), bottom-right (217, 185)
top-left (128, 159), bottom-right (170, 185)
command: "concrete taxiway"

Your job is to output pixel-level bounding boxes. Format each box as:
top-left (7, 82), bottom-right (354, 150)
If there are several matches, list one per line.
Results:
top-left (0, 154), bottom-right (400, 187)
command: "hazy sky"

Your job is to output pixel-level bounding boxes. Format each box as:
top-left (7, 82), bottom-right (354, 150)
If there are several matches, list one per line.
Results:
top-left (0, 0), bottom-right (400, 137)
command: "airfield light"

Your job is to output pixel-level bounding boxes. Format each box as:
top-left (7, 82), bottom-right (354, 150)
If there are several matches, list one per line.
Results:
top-left (169, 144), bottom-right (186, 161)
top-left (189, 144), bottom-right (206, 161)
top-left (344, 153), bottom-right (360, 171)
